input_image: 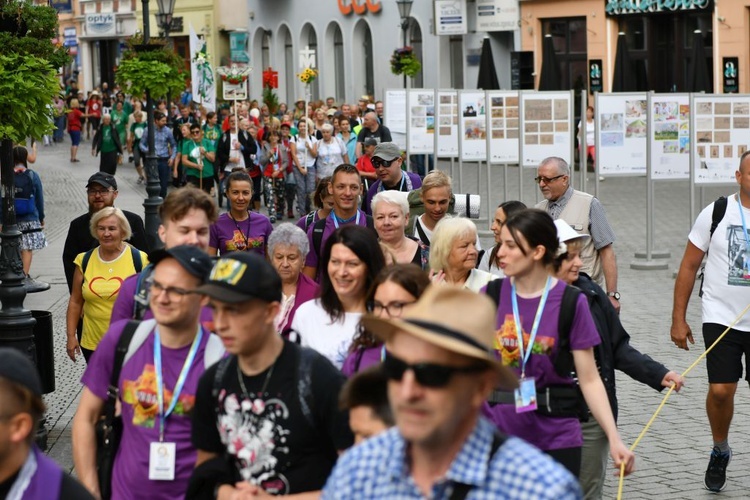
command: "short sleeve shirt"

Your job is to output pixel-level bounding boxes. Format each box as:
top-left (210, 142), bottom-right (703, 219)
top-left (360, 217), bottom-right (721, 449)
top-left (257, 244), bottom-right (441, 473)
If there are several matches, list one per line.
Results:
top-left (209, 212), bottom-right (274, 256)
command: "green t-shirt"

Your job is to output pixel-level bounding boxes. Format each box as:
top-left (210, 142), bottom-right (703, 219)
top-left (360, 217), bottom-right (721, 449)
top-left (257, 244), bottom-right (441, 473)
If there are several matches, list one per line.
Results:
top-left (111, 110), bottom-right (128, 136)
top-left (202, 124), bottom-right (222, 146)
top-left (130, 122), bottom-right (146, 141)
top-left (123, 101), bottom-right (134, 115)
top-left (181, 138), bottom-right (215, 178)
top-left (101, 126), bottom-right (117, 153)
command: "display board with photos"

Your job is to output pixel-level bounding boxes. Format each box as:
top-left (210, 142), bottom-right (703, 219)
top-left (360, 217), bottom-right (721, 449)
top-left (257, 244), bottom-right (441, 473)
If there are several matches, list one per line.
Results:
top-left (435, 90), bottom-right (459, 158)
top-left (408, 89), bottom-right (436, 154)
top-left (650, 94), bottom-right (691, 180)
top-left (520, 91), bottom-right (573, 167)
top-left (691, 95), bottom-right (750, 185)
top-left (459, 91), bottom-right (488, 161)
top-left (487, 91), bottom-right (520, 163)
top-left (595, 93), bottom-right (648, 176)
top-left (384, 89), bottom-right (407, 150)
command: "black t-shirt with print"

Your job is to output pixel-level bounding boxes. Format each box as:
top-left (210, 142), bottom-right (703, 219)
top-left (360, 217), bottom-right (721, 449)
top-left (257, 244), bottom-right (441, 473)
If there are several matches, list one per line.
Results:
top-left (356, 124), bottom-right (392, 144)
top-left (192, 340), bottom-right (353, 495)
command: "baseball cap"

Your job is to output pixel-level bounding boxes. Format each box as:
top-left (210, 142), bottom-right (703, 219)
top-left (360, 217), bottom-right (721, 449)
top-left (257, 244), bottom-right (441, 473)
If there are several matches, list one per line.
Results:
top-left (0, 348), bottom-right (42, 398)
top-left (280, 122), bottom-right (292, 129)
top-left (362, 286), bottom-right (517, 390)
top-left (197, 251), bottom-right (282, 303)
top-left (86, 172), bottom-right (117, 190)
top-left (372, 142), bottom-right (401, 162)
top-left (149, 245), bottom-right (214, 282)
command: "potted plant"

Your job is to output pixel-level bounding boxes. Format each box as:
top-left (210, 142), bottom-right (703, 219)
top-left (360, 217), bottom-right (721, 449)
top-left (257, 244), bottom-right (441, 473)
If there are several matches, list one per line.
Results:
top-left (390, 46), bottom-right (421, 77)
top-left (115, 34), bottom-right (186, 101)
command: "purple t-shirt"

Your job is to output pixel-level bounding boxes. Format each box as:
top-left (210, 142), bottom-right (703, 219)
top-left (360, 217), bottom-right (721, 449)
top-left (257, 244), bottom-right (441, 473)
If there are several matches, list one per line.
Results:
top-left (82, 320), bottom-right (214, 499)
top-left (304, 210), bottom-right (370, 272)
top-left (209, 212), bottom-right (274, 256)
top-left (481, 279), bottom-right (600, 451)
top-left (363, 172), bottom-right (422, 214)
top-left (110, 272), bottom-right (214, 326)
top-left (341, 345), bottom-right (383, 377)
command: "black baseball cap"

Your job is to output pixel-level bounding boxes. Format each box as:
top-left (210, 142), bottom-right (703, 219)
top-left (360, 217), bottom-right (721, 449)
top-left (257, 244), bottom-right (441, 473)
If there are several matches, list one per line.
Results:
top-left (87, 172), bottom-right (117, 190)
top-left (0, 348), bottom-right (42, 398)
top-left (149, 245), bottom-right (213, 282)
top-left (197, 251), bottom-right (282, 303)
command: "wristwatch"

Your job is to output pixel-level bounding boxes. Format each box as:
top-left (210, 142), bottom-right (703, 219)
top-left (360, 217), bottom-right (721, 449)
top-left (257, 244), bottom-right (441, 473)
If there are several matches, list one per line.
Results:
top-left (607, 291), bottom-right (621, 301)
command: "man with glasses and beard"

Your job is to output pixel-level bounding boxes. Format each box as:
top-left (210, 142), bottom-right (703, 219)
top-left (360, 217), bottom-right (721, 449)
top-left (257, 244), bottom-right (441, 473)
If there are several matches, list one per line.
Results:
top-left (362, 142), bottom-right (422, 215)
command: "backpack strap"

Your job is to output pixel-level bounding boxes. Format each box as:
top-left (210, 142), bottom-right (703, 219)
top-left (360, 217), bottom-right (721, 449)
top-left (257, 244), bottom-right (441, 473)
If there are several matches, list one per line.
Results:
top-left (485, 278), bottom-right (504, 308)
top-left (103, 320), bottom-right (140, 422)
top-left (449, 431), bottom-right (506, 500)
top-left (305, 211), bottom-right (316, 232)
top-left (122, 319), bottom-right (158, 367)
top-left (211, 356), bottom-right (233, 414)
top-left (709, 196), bottom-right (728, 240)
top-left (312, 216), bottom-right (327, 262)
top-left (296, 345), bottom-right (317, 430)
top-left (203, 334), bottom-right (226, 369)
top-left (414, 218), bottom-right (430, 246)
top-left (553, 284), bottom-right (582, 378)
top-left (81, 248), bottom-right (96, 275)
top-left (129, 246), bottom-right (143, 274)
top-left (133, 264), bottom-right (155, 320)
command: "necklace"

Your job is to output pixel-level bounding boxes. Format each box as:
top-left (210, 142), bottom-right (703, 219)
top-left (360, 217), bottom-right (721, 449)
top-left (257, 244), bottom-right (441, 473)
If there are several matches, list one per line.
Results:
top-left (228, 211), bottom-right (252, 250)
top-left (236, 357), bottom-right (276, 412)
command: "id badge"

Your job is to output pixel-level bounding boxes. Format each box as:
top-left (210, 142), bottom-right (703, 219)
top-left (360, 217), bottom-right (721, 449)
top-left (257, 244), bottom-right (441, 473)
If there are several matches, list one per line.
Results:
top-left (148, 442), bottom-right (176, 481)
top-left (514, 377), bottom-right (538, 413)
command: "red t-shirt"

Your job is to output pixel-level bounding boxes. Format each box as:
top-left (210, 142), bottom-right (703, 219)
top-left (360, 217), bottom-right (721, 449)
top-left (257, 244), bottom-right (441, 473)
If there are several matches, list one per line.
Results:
top-left (87, 100), bottom-right (101, 118)
top-left (356, 155), bottom-right (375, 175)
top-left (67, 109), bottom-right (84, 132)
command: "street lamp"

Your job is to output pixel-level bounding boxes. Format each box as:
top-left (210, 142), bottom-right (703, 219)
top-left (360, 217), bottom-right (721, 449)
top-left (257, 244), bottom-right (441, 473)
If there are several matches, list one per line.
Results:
top-left (155, 0), bottom-right (176, 128)
top-left (396, 0), bottom-right (413, 87)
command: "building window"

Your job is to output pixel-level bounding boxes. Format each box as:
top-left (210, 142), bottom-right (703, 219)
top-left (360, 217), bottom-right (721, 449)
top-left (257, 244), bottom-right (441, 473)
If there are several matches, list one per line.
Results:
top-left (282, 27), bottom-right (295, 105)
top-left (333, 25), bottom-right (345, 102)
top-left (449, 36), bottom-right (464, 89)
top-left (542, 17), bottom-right (587, 92)
top-left (261, 31), bottom-right (271, 71)
top-left (353, 20), bottom-right (374, 100)
top-left (409, 19), bottom-right (423, 88)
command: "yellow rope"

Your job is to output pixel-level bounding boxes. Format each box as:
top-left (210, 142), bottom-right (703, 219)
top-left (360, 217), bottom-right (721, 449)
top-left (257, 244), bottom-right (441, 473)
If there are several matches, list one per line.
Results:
top-left (615, 301), bottom-right (750, 499)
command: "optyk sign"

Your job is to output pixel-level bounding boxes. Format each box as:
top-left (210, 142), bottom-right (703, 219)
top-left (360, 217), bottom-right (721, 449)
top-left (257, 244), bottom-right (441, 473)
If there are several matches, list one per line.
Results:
top-left (605, 0), bottom-right (711, 16)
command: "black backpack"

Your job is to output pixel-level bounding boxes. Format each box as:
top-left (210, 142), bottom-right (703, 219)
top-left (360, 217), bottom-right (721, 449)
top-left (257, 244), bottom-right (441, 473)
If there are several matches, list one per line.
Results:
top-left (14, 169), bottom-right (36, 216)
top-left (485, 278), bottom-right (581, 378)
top-left (699, 196), bottom-right (728, 297)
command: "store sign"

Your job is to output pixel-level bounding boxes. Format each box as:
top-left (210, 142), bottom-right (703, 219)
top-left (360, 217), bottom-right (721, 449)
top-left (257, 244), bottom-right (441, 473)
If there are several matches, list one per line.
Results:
top-left (589, 59), bottom-right (603, 93)
top-left (338, 0), bottom-right (381, 16)
top-left (63, 27), bottom-right (77, 47)
top-left (605, 0), bottom-right (711, 16)
top-left (476, 0), bottom-right (519, 32)
top-left (85, 13), bottom-right (116, 37)
top-left (435, 0), bottom-right (467, 36)
top-left (49, 0), bottom-right (72, 13)
top-left (723, 57), bottom-right (739, 94)
top-left (230, 31), bottom-right (249, 64)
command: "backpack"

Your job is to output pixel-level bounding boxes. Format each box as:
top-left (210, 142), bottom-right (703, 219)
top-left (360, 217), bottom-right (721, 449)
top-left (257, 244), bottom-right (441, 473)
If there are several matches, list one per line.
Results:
top-left (698, 196), bottom-right (728, 297)
top-left (122, 319), bottom-right (224, 368)
top-left (211, 341), bottom-right (319, 430)
top-left (311, 214), bottom-right (375, 264)
top-left (485, 278), bottom-right (581, 378)
top-left (82, 246), bottom-right (143, 275)
top-left (14, 169), bottom-right (36, 216)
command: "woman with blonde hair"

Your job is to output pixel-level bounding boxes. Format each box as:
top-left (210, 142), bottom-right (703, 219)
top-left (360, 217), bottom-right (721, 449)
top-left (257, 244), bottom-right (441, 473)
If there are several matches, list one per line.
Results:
top-left (429, 216), bottom-right (495, 292)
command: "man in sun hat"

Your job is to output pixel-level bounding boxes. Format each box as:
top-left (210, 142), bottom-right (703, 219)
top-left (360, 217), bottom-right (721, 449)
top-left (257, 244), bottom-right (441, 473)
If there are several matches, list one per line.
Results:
top-left (362, 141), bottom-right (422, 214)
top-left (322, 285), bottom-right (582, 499)
top-left (188, 251), bottom-right (352, 498)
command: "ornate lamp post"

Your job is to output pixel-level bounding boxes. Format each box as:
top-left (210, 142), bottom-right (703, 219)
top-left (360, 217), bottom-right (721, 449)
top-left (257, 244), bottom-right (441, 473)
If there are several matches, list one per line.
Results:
top-left (155, 0), bottom-right (176, 123)
top-left (396, 0), bottom-right (413, 88)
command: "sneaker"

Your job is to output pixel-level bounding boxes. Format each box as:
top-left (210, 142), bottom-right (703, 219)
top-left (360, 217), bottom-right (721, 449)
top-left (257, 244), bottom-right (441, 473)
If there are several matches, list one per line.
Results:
top-left (704, 446), bottom-right (732, 492)
top-left (269, 215), bottom-right (276, 224)
top-left (137, 176), bottom-right (144, 184)
top-left (23, 275), bottom-right (50, 294)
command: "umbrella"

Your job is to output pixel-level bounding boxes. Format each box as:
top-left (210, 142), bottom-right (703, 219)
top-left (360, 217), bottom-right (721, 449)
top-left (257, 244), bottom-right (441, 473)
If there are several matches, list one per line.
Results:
top-left (477, 37), bottom-right (500, 90)
top-left (687, 29), bottom-right (712, 92)
top-left (538, 34), bottom-right (562, 90)
top-left (612, 32), bottom-right (637, 92)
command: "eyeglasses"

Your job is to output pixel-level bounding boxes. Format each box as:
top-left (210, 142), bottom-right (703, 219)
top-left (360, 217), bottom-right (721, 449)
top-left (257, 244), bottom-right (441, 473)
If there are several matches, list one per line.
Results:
top-left (369, 300), bottom-right (416, 318)
top-left (382, 352), bottom-right (486, 388)
top-left (87, 188), bottom-right (115, 196)
top-left (147, 279), bottom-right (196, 302)
top-left (534, 174), bottom-right (565, 185)
top-left (372, 158), bottom-right (396, 169)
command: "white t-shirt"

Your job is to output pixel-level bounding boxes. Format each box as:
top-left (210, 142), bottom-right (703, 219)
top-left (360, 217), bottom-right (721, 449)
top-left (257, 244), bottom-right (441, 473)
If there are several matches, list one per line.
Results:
top-left (477, 249), bottom-right (505, 278)
top-left (316, 138), bottom-right (347, 178)
top-left (578, 119), bottom-right (595, 147)
top-left (689, 193), bottom-right (750, 331)
top-left (228, 132), bottom-right (245, 170)
top-left (294, 135), bottom-right (318, 168)
top-left (292, 299), bottom-right (362, 369)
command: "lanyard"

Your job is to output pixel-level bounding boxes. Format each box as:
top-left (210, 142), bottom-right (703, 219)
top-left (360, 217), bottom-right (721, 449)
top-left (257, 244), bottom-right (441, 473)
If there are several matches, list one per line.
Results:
top-left (511, 276), bottom-right (552, 379)
top-left (331, 210), bottom-right (360, 229)
top-left (738, 193), bottom-right (750, 250)
top-left (154, 326), bottom-right (203, 441)
top-left (229, 212), bottom-right (252, 250)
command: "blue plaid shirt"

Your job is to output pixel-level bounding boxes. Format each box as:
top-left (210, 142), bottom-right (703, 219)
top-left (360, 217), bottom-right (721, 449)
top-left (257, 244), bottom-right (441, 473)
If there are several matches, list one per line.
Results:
top-left (322, 417), bottom-right (582, 499)
top-left (139, 124), bottom-right (177, 160)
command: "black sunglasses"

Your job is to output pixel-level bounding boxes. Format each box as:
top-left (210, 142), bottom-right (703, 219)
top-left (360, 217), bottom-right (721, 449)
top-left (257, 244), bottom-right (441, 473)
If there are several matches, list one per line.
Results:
top-left (372, 157), bottom-right (396, 169)
top-left (382, 352), bottom-right (486, 388)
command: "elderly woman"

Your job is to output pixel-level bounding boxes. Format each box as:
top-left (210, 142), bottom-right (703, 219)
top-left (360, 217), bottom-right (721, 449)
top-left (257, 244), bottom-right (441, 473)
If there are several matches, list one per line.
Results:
top-left (430, 216), bottom-right (496, 292)
top-left (371, 191), bottom-right (429, 270)
top-left (315, 123), bottom-right (349, 178)
top-left (268, 223), bottom-right (319, 337)
top-left (66, 207), bottom-right (148, 363)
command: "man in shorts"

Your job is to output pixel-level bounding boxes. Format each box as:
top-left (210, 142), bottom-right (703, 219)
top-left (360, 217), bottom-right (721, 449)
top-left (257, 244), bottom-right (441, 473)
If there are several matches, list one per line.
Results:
top-left (671, 151), bottom-right (750, 492)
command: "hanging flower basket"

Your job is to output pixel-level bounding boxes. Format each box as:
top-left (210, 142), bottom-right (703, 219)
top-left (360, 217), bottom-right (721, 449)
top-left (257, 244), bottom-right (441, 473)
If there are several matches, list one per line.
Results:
top-left (390, 46), bottom-right (421, 77)
top-left (297, 67), bottom-right (318, 85)
top-left (216, 64), bottom-right (251, 85)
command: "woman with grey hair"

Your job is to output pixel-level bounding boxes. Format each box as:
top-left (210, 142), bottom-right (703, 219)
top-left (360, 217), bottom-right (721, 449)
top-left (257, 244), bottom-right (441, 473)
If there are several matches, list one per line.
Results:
top-left (315, 123), bottom-right (349, 178)
top-left (430, 216), bottom-right (497, 292)
top-left (268, 223), bottom-right (320, 337)
top-left (65, 207), bottom-right (148, 363)
top-left (372, 190), bottom-right (429, 270)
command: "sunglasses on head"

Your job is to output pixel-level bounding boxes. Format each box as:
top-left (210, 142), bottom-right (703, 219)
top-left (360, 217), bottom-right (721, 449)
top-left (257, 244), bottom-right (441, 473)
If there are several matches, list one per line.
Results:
top-left (382, 352), bottom-right (486, 388)
top-left (372, 157), bottom-right (396, 169)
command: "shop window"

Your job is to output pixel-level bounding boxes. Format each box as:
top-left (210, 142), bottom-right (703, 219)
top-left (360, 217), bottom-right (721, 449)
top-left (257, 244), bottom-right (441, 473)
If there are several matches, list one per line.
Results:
top-left (542, 17), bottom-right (587, 91)
top-left (449, 36), bottom-right (464, 89)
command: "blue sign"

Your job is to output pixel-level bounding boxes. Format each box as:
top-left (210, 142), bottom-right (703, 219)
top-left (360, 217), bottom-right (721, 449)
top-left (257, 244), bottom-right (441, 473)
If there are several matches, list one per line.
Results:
top-left (50, 0), bottom-right (72, 13)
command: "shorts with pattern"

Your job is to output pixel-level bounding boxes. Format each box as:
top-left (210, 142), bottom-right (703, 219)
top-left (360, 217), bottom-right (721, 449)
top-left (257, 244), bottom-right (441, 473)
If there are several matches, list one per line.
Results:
top-left (18, 220), bottom-right (47, 251)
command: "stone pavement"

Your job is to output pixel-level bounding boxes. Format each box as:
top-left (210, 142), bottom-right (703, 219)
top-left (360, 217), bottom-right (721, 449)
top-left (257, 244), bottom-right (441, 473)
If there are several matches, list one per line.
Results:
top-left (25, 137), bottom-right (750, 497)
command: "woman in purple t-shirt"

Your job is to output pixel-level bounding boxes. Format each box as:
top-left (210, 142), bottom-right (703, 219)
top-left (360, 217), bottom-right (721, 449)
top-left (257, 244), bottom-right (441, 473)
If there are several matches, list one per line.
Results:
top-left (342, 264), bottom-right (429, 376)
top-left (483, 208), bottom-right (634, 478)
top-left (209, 171), bottom-right (274, 256)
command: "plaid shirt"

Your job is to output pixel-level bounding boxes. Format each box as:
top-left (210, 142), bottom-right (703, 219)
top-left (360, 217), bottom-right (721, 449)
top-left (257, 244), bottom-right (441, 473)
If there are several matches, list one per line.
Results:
top-left (322, 417), bottom-right (582, 499)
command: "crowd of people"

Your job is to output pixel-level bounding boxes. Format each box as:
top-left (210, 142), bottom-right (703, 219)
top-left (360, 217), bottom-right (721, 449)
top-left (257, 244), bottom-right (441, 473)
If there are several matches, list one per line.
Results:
top-left (9, 84), bottom-right (744, 499)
